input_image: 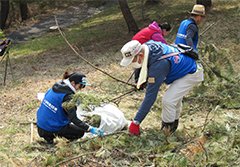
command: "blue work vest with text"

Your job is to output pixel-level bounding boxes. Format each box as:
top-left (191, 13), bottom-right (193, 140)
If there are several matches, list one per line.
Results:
top-left (175, 19), bottom-right (198, 51)
top-left (37, 88), bottom-right (69, 132)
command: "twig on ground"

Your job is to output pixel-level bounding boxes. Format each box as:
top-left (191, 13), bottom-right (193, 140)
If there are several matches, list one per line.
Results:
top-left (199, 57), bottom-right (217, 78)
top-left (202, 105), bottom-right (219, 133)
top-left (108, 160), bottom-right (117, 167)
top-left (74, 130), bottom-right (129, 145)
top-left (19, 122), bottom-right (37, 125)
top-left (114, 147), bottom-right (143, 163)
top-left (198, 140), bottom-right (209, 162)
top-left (108, 88), bottom-right (136, 104)
top-left (86, 158), bottom-right (109, 167)
top-left (54, 152), bottom-right (95, 167)
top-left (201, 110), bottom-right (211, 133)
top-left (0, 151), bottom-right (19, 167)
top-left (27, 154), bottom-right (45, 167)
top-left (179, 150), bottom-right (196, 167)
top-left (185, 130), bottom-right (209, 162)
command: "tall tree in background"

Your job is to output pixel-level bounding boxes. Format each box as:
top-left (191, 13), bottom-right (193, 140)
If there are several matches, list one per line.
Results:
top-left (0, 0), bottom-right (10, 30)
top-left (118, 0), bottom-right (139, 35)
top-left (19, 1), bottom-right (28, 21)
top-left (196, 0), bottom-right (212, 8)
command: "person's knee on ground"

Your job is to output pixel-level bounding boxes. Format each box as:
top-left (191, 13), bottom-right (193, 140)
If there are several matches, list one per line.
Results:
top-left (37, 126), bottom-right (55, 144)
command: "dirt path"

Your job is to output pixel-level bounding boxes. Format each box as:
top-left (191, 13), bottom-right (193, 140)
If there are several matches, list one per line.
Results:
top-left (6, 0), bottom-right (118, 46)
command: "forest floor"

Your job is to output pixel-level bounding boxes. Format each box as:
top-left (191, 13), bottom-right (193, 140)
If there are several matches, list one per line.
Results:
top-left (0, 0), bottom-right (240, 166)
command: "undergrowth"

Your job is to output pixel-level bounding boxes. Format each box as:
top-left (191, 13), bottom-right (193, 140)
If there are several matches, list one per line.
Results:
top-left (15, 41), bottom-right (240, 167)
top-left (0, 0), bottom-right (240, 166)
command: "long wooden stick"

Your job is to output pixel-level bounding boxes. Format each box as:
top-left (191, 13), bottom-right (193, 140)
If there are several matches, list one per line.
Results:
top-left (54, 152), bottom-right (95, 166)
top-left (30, 122), bottom-right (34, 143)
top-left (0, 151), bottom-right (19, 167)
top-left (54, 16), bottom-right (135, 88)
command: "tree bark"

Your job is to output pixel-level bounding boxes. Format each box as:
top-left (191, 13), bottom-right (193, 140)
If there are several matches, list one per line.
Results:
top-left (19, 1), bottom-right (28, 21)
top-left (118, 0), bottom-right (139, 35)
top-left (0, 0), bottom-right (10, 30)
top-left (196, 0), bottom-right (212, 8)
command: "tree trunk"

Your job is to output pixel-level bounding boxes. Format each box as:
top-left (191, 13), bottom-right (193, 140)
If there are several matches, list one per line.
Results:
top-left (118, 0), bottom-right (139, 35)
top-left (0, 0), bottom-right (10, 30)
top-left (196, 0), bottom-right (212, 8)
top-left (19, 1), bottom-right (28, 21)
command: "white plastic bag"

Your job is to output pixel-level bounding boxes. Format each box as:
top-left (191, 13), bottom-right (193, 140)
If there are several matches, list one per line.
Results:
top-left (37, 93), bottom-right (45, 102)
top-left (37, 93), bottom-right (129, 135)
top-left (77, 103), bottom-right (128, 134)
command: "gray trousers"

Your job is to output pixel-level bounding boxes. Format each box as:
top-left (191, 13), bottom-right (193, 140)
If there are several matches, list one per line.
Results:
top-left (161, 68), bottom-right (204, 123)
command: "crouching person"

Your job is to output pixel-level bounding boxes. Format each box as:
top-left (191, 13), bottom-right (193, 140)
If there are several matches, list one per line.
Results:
top-left (37, 71), bottom-right (103, 144)
top-left (120, 40), bottom-right (204, 136)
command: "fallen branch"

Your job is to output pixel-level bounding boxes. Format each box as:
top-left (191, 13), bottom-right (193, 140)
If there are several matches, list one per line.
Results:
top-left (54, 16), bottom-right (135, 88)
top-left (114, 147), bottom-right (142, 163)
top-left (0, 151), bottom-right (19, 167)
top-left (108, 88), bottom-right (136, 104)
top-left (50, 131), bottom-right (129, 157)
top-left (201, 106), bottom-right (219, 133)
top-left (73, 130), bottom-right (129, 145)
top-left (86, 158), bottom-right (109, 166)
top-left (185, 130), bottom-right (209, 162)
top-left (54, 152), bottom-right (95, 166)
top-left (27, 154), bottom-right (45, 167)
top-left (19, 122), bottom-right (36, 125)
top-left (179, 150), bottom-right (196, 167)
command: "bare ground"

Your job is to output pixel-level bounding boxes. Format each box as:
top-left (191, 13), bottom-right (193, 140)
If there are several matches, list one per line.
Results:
top-left (1, 1), bottom-right (240, 166)
top-left (0, 1), bottom-right (132, 158)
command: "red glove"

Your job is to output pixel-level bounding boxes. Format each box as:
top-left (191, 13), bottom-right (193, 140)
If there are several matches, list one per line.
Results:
top-left (129, 121), bottom-right (140, 136)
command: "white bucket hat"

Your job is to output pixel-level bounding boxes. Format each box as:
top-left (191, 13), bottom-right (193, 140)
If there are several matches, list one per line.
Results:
top-left (120, 40), bottom-right (142, 66)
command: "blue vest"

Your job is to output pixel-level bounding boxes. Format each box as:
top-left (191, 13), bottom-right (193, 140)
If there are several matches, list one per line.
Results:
top-left (146, 40), bottom-right (197, 84)
top-left (37, 88), bottom-right (69, 132)
top-left (175, 19), bottom-right (198, 51)
top-left (134, 41), bottom-right (197, 123)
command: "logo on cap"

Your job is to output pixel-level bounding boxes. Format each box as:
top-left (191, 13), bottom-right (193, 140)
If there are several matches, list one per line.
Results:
top-left (134, 49), bottom-right (139, 54)
top-left (124, 52), bottom-right (132, 58)
top-left (82, 77), bottom-right (87, 83)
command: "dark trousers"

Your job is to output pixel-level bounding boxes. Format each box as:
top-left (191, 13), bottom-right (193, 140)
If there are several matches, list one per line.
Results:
top-left (38, 123), bottom-right (85, 143)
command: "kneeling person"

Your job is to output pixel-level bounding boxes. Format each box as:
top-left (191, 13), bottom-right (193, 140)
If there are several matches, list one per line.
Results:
top-left (37, 71), bottom-right (103, 144)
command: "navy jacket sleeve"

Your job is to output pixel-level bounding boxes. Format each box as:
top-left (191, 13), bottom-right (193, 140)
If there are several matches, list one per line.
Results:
top-left (63, 94), bottom-right (90, 131)
top-left (186, 24), bottom-right (198, 48)
top-left (134, 59), bottom-right (171, 123)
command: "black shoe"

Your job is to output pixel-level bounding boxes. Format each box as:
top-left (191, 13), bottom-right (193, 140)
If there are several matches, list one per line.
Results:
top-left (172, 119), bottom-right (179, 133)
top-left (161, 121), bottom-right (174, 134)
top-left (161, 120), bottom-right (179, 133)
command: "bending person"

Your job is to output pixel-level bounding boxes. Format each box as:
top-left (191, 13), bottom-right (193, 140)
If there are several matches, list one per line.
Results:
top-left (132, 21), bottom-right (171, 86)
top-left (132, 21), bottom-right (171, 45)
top-left (120, 40), bottom-right (204, 136)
